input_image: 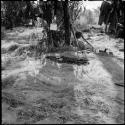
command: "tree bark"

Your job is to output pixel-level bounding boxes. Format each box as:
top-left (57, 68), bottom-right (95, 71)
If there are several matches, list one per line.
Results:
top-left (63, 1), bottom-right (71, 46)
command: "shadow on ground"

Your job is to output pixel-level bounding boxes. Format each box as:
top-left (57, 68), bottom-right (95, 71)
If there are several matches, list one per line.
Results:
top-left (46, 55), bottom-right (89, 65)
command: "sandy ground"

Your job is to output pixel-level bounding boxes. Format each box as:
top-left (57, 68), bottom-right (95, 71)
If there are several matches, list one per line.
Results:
top-left (2, 27), bottom-right (124, 124)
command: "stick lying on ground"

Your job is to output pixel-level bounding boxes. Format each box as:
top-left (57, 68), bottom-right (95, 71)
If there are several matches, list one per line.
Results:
top-left (114, 82), bottom-right (124, 87)
top-left (81, 33), bottom-right (114, 56)
top-left (70, 19), bottom-right (113, 56)
top-left (81, 33), bottom-right (96, 52)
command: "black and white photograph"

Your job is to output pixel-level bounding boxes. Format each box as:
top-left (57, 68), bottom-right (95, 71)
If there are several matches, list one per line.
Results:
top-left (1, 0), bottom-right (124, 124)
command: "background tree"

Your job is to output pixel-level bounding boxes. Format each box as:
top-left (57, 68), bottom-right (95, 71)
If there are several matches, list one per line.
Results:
top-left (63, 1), bottom-right (71, 46)
top-left (69, 1), bottom-right (82, 25)
top-left (1, 1), bottom-right (37, 29)
top-left (1, 1), bottom-right (83, 47)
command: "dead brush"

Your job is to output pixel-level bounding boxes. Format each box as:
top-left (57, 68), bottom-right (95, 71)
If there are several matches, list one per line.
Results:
top-left (1, 27), bottom-right (6, 39)
top-left (1, 48), bottom-right (7, 54)
top-left (28, 32), bottom-right (47, 58)
top-left (14, 45), bottom-right (36, 57)
top-left (2, 75), bottom-right (17, 89)
top-left (2, 91), bottom-right (25, 108)
top-left (2, 54), bottom-right (12, 69)
top-left (7, 44), bottom-right (19, 52)
top-left (14, 46), bottom-right (29, 56)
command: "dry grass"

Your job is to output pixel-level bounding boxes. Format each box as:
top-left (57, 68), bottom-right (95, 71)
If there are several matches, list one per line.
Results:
top-left (2, 72), bottom-right (77, 124)
top-left (2, 75), bottom-right (17, 89)
top-left (2, 27), bottom-right (124, 124)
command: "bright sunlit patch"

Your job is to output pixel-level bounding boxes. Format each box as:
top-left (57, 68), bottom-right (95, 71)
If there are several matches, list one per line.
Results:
top-left (82, 1), bottom-right (102, 11)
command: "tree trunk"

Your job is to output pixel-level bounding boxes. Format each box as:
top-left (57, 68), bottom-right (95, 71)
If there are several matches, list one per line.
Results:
top-left (63, 1), bottom-right (71, 46)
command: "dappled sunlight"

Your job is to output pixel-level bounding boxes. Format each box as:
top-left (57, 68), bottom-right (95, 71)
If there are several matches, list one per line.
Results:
top-left (73, 55), bottom-right (113, 82)
top-left (1, 0), bottom-right (124, 123)
top-left (56, 62), bottom-right (62, 69)
top-left (2, 22), bottom-right (124, 124)
top-left (96, 56), bottom-right (124, 83)
top-left (72, 50), bottom-right (124, 124)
